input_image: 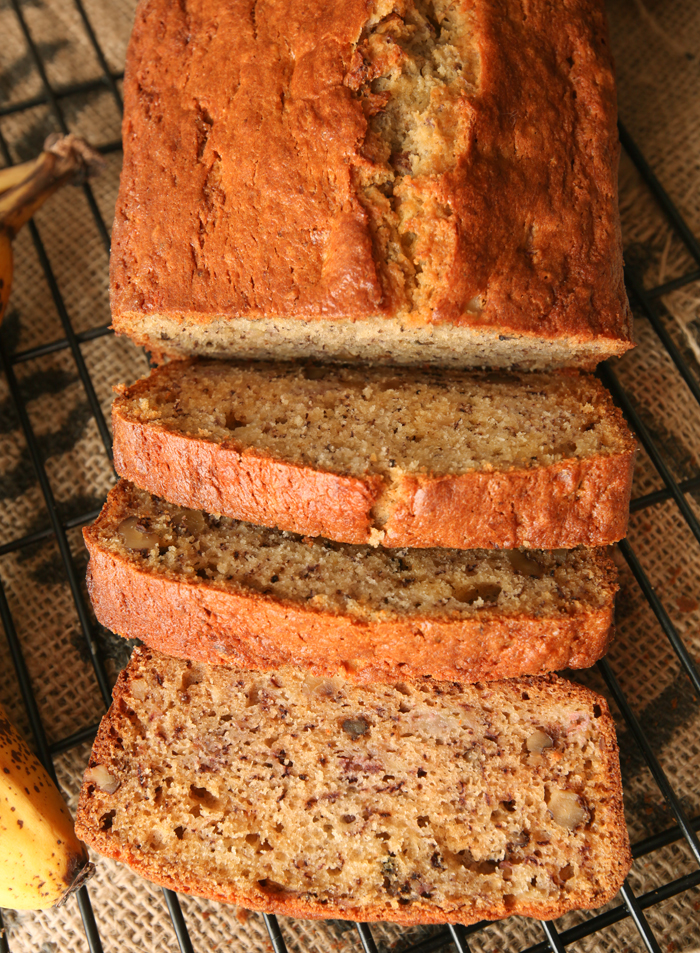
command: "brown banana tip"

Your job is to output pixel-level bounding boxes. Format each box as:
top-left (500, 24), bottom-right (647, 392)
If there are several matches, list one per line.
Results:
top-left (55, 854), bottom-right (96, 907)
top-left (42, 133), bottom-right (105, 181)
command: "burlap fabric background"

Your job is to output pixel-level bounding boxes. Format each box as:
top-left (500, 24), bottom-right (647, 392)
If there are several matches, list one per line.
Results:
top-left (0, 0), bottom-right (699, 949)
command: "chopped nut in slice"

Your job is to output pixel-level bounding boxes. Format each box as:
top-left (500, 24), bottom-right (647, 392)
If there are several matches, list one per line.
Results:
top-left (85, 764), bottom-right (120, 794)
top-left (342, 717), bottom-right (370, 739)
top-left (129, 678), bottom-right (148, 701)
top-left (548, 790), bottom-right (588, 830)
top-left (175, 510), bottom-right (207, 537)
top-left (507, 551), bottom-right (546, 578)
top-left (118, 516), bottom-right (161, 551)
top-left (527, 729), bottom-right (554, 754)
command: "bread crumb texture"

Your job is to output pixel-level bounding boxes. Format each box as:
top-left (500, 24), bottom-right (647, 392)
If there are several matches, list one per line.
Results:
top-left (111, 0), bottom-right (632, 367)
top-left (76, 648), bottom-right (631, 924)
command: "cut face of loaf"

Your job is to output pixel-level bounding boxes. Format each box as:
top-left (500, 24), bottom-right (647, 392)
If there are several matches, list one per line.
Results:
top-left (83, 482), bottom-right (618, 683)
top-left (113, 360), bottom-right (636, 549)
top-left (112, 0), bottom-right (632, 369)
top-left (76, 647), bottom-right (632, 925)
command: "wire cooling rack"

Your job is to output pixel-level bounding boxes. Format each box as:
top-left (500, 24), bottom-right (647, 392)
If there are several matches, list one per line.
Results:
top-left (0, 1), bottom-right (699, 952)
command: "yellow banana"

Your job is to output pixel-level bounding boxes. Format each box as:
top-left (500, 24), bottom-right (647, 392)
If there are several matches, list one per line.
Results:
top-left (0, 155), bottom-right (46, 198)
top-left (0, 133), bottom-right (103, 323)
top-left (0, 702), bottom-right (94, 909)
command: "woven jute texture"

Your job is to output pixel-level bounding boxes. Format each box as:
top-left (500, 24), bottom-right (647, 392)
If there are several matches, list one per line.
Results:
top-left (1, 0), bottom-right (699, 950)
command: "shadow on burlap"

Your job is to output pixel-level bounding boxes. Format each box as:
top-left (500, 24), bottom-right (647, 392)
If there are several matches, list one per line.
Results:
top-left (0, 0), bottom-right (699, 950)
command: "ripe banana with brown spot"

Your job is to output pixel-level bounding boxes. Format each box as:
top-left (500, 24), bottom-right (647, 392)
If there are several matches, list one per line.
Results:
top-left (0, 133), bottom-right (103, 323)
top-left (0, 702), bottom-right (94, 909)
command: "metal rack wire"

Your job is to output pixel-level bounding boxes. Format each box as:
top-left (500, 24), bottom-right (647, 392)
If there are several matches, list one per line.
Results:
top-left (0, 1), bottom-right (699, 951)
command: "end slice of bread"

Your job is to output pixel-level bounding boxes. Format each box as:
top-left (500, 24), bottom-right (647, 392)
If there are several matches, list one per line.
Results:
top-left (76, 647), bottom-right (632, 926)
top-left (83, 481), bottom-right (618, 683)
top-left (113, 360), bottom-right (636, 549)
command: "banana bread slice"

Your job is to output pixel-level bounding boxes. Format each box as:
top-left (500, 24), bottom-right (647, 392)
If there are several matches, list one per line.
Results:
top-left (113, 360), bottom-right (636, 549)
top-left (76, 647), bottom-right (631, 925)
top-left (83, 481), bottom-right (618, 683)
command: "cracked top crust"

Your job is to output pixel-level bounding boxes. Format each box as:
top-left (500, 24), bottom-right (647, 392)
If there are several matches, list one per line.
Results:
top-left (111, 0), bottom-right (632, 367)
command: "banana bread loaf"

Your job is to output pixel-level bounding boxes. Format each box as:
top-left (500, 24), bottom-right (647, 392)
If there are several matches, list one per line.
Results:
top-left (112, 0), bottom-right (632, 369)
top-left (76, 647), bottom-right (631, 925)
top-left (83, 481), bottom-right (618, 683)
top-left (113, 360), bottom-right (636, 548)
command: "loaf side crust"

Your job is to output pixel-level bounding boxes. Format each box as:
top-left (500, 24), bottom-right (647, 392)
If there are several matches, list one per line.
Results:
top-left (76, 650), bottom-right (632, 924)
top-left (111, 0), bottom-right (632, 366)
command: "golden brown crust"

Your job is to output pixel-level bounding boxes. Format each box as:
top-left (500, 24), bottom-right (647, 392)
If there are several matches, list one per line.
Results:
top-left (110, 0), bottom-right (633, 365)
top-left (83, 498), bottom-right (617, 683)
top-left (380, 452), bottom-right (636, 549)
top-left (76, 654), bottom-right (632, 924)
